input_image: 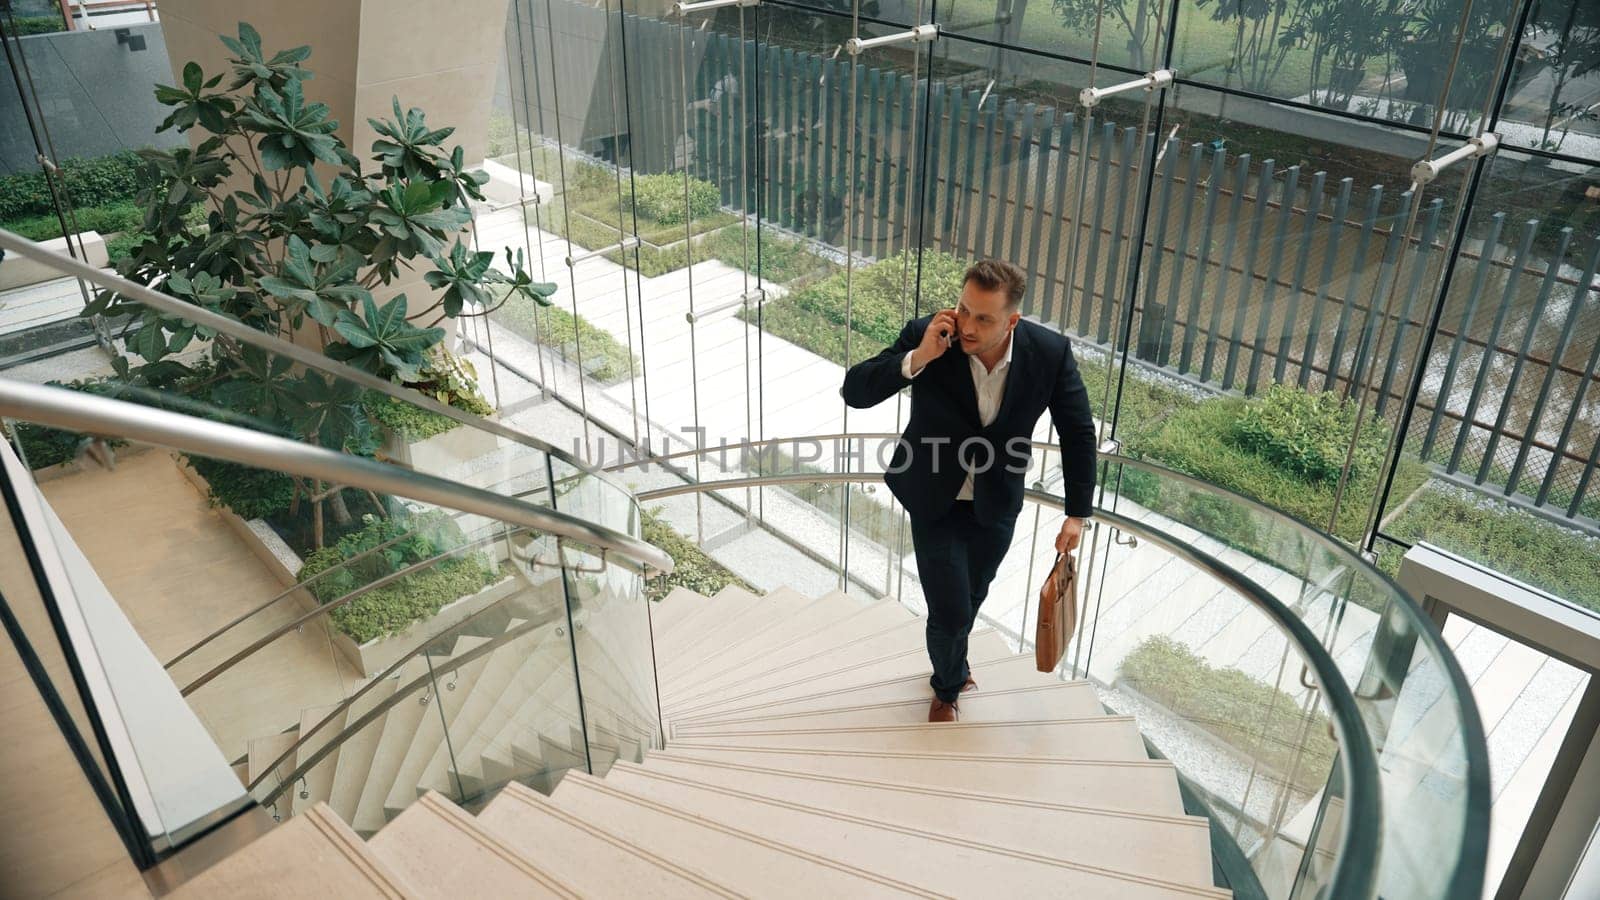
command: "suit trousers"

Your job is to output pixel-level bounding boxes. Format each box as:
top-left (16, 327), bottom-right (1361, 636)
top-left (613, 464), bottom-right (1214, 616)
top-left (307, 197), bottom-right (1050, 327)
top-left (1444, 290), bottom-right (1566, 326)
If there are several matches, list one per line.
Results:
top-left (909, 500), bottom-right (1018, 703)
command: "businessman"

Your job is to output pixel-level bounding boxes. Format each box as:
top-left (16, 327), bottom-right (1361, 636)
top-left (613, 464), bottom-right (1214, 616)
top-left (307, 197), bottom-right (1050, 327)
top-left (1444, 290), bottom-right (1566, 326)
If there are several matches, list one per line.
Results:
top-left (841, 259), bottom-right (1098, 722)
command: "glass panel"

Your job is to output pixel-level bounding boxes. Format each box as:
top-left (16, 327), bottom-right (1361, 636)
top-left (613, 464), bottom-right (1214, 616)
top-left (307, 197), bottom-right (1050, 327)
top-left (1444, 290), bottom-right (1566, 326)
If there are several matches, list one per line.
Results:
top-left (0, 8), bottom-right (170, 371)
top-left (1432, 612), bottom-right (1590, 898)
top-left (1063, 511), bottom-right (1347, 895)
top-left (1095, 455), bottom-right (1486, 899)
top-left (1170, 0), bottom-right (1519, 121)
top-left (227, 518), bottom-right (595, 832)
top-left (563, 540), bottom-right (658, 776)
top-left (1499, 0), bottom-right (1600, 158)
top-left (1117, 80), bottom-right (1463, 558)
top-left (1376, 146), bottom-right (1600, 616)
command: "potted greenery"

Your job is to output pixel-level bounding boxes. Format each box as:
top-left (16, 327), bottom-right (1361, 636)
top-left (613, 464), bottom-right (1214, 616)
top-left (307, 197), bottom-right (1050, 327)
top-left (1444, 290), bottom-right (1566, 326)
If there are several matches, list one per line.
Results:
top-left (87, 22), bottom-right (558, 548)
top-left (364, 348), bottom-right (503, 473)
top-left (296, 508), bottom-right (522, 676)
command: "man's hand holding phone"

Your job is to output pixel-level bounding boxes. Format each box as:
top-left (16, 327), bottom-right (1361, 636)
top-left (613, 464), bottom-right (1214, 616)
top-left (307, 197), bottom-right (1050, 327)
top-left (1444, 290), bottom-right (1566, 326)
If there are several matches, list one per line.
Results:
top-left (909, 309), bottom-right (959, 374)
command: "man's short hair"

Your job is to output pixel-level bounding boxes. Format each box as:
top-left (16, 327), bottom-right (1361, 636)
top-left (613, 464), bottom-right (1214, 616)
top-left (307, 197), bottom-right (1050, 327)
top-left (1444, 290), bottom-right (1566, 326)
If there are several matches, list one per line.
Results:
top-left (963, 259), bottom-right (1026, 308)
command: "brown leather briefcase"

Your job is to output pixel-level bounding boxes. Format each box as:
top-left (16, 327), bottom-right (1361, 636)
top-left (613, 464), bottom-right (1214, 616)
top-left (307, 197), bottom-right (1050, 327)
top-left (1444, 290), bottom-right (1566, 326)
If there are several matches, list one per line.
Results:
top-left (1035, 552), bottom-right (1078, 673)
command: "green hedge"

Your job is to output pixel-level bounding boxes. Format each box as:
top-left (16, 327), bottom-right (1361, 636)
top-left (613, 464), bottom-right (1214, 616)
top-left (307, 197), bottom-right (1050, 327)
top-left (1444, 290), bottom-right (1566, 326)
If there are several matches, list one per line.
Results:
top-left (1119, 636), bottom-right (1336, 795)
top-left (11, 15), bottom-right (65, 35)
top-left (1233, 384), bottom-right (1389, 483)
top-left (361, 391), bottom-right (490, 443)
top-left (743, 250), bottom-right (968, 366)
top-left (703, 224), bottom-right (836, 286)
top-left (496, 291), bottom-right (638, 384)
top-left (642, 505), bottom-right (756, 601)
top-left (1381, 482), bottom-right (1600, 614)
top-left (1130, 395), bottom-right (1429, 548)
top-left (187, 456), bottom-right (296, 520)
top-left (1, 200), bottom-right (144, 242)
top-left (629, 172), bottom-right (721, 226)
top-left (0, 150), bottom-right (155, 221)
top-left (298, 511), bottom-right (500, 644)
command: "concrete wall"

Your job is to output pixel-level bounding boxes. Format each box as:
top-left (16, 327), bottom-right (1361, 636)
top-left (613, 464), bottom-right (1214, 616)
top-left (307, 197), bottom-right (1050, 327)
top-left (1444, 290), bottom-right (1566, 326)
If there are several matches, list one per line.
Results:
top-left (0, 24), bottom-right (185, 174)
top-left (155, 0), bottom-right (515, 328)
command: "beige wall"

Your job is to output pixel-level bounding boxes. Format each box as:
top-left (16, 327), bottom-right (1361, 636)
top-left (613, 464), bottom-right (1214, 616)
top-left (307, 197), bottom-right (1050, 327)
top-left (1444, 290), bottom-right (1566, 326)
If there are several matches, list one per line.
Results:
top-left (157, 0), bottom-right (507, 163)
top-left (156, 0), bottom-right (512, 334)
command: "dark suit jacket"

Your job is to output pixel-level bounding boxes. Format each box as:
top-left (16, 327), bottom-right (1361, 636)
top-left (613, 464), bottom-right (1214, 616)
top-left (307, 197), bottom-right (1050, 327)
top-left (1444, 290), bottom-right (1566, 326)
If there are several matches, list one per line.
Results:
top-left (841, 315), bottom-right (1098, 525)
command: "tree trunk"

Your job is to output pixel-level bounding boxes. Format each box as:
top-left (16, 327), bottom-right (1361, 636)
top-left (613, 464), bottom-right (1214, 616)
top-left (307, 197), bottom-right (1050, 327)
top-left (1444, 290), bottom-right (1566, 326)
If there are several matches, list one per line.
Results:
top-left (313, 499), bottom-right (325, 550)
top-left (329, 489), bottom-right (354, 527)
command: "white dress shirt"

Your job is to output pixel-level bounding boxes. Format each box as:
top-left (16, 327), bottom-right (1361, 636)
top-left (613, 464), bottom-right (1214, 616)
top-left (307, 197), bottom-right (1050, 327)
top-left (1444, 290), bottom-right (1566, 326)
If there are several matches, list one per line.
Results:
top-left (902, 334), bottom-right (1013, 500)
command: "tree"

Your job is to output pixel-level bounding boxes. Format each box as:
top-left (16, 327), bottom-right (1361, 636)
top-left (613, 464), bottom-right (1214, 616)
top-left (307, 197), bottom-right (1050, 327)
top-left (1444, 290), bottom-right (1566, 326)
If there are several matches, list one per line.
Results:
top-left (1194, 0), bottom-right (1307, 93)
top-left (1052, 0), bottom-right (1161, 72)
top-left (1394, 0), bottom-right (1513, 130)
top-left (1290, 0), bottom-right (1404, 110)
top-left (1519, 0), bottom-right (1600, 151)
top-left (88, 23), bottom-right (558, 546)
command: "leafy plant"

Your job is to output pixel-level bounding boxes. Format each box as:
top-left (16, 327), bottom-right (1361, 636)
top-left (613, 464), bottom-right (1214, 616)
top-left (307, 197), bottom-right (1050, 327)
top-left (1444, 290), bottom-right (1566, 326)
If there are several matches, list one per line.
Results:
top-left (297, 510), bottom-right (499, 643)
top-left (362, 352), bottom-right (491, 442)
top-left (628, 172), bottom-right (720, 226)
top-left (641, 506), bottom-right (756, 601)
top-left (0, 150), bottom-right (156, 222)
top-left (187, 456), bottom-right (297, 519)
top-left (1231, 383), bottom-right (1388, 483)
top-left (82, 22), bottom-right (561, 547)
top-left (327, 294), bottom-right (444, 381)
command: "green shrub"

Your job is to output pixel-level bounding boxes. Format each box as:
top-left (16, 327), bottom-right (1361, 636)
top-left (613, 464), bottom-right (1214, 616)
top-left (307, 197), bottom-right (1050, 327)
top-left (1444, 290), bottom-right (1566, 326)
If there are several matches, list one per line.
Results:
top-left (188, 456), bottom-right (296, 520)
top-left (1119, 636), bottom-right (1336, 795)
top-left (629, 173), bottom-right (720, 226)
top-left (1232, 384), bottom-right (1389, 483)
top-left (642, 505), bottom-right (756, 601)
top-left (363, 393), bottom-right (460, 442)
top-left (4, 379), bottom-right (127, 469)
top-left (496, 290), bottom-right (638, 384)
top-left (0, 150), bottom-right (155, 221)
top-left (744, 250), bottom-right (968, 366)
top-left (9, 422), bottom-right (86, 469)
top-left (362, 353), bottom-right (494, 442)
top-left (2, 200), bottom-right (144, 242)
top-left (1381, 482), bottom-right (1600, 615)
top-left (298, 511), bottom-right (500, 644)
top-left (1133, 395), bottom-right (1429, 550)
top-left (105, 231), bottom-right (142, 263)
top-left (703, 224), bottom-right (836, 286)
top-left (12, 14), bottom-right (65, 35)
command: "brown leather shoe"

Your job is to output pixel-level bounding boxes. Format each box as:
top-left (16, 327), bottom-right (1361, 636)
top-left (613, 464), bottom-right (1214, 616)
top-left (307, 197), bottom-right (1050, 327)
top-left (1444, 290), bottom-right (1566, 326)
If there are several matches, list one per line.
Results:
top-left (928, 697), bottom-right (959, 722)
top-left (961, 674), bottom-right (978, 693)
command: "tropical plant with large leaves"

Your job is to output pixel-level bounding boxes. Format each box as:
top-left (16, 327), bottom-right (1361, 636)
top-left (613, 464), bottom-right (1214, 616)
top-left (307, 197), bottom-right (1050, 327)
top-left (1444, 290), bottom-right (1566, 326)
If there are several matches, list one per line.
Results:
top-left (86, 22), bottom-right (558, 545)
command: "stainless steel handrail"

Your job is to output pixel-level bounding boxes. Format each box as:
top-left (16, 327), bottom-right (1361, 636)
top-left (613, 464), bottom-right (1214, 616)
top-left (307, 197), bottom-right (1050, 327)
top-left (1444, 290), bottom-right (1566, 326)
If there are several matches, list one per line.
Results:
top-left (0, 379), bottom-right (673, 577)
top-left (0, 229), bottom-right (637, 507)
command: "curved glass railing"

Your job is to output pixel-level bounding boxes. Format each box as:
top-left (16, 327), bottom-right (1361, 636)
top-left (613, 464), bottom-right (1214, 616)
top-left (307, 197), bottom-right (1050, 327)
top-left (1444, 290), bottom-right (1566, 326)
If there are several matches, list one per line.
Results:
top-left (0, 379), bottom-right (666, 851)
top-left (605, 433), bottom-right (1489, 900)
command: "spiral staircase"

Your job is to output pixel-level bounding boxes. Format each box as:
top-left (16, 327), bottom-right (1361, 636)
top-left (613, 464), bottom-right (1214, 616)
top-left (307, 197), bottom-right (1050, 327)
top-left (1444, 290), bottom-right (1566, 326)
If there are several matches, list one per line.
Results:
top-left (188, 583), bottom-right (1225, 899)
top-left (0, 231), bottom-right (1489, 899)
